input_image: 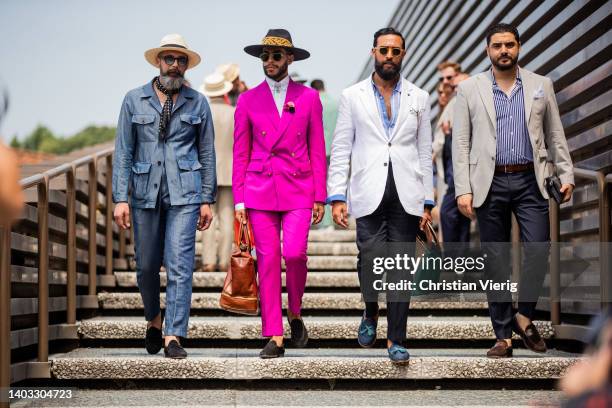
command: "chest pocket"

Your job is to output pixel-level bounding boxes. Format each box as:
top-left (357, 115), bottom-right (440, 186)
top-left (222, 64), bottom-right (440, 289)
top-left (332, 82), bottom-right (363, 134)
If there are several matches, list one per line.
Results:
top-left (132, 114), bottom-right (156, 142)
top-left (179, 114), bottom-right (202, 138)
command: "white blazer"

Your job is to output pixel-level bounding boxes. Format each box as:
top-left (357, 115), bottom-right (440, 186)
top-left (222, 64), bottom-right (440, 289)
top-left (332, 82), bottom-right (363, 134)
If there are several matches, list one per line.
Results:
top-left (327, 77), bottom-right (434, 219)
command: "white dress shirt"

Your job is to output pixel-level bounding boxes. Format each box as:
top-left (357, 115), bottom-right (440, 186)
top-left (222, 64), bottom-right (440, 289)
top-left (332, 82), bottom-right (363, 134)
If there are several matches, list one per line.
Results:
top-left (266, 75), bottom-right (290, 115)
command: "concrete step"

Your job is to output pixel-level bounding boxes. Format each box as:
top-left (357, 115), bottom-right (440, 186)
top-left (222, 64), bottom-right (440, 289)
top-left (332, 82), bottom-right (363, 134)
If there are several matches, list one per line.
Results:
top-left (9, 389), bottom-right (565, 408)
top-left (98, 292), bottom-right (489, 311)
top-left (307, 229), bottom-right (356, 242)
top-left (50, 347), bottom-right (579, 380)
top-left (78, 316), bottom-right (553, 341)
top-left (115, 271), bottom-right (359, 289)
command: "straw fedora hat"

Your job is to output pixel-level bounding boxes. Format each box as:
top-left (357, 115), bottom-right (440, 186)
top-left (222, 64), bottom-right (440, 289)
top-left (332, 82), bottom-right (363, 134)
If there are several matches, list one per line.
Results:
top-left (145, 33), bottom-right (201, 69)
top-left (216, 63), bottom-right (240, 82)
top-left (198, 73), bottom-right (232, 97)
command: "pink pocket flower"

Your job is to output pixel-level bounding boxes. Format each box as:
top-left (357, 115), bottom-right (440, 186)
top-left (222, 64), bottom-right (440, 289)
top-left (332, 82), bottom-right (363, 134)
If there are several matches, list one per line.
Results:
top-left (283, 101), bottom-right (295, 113)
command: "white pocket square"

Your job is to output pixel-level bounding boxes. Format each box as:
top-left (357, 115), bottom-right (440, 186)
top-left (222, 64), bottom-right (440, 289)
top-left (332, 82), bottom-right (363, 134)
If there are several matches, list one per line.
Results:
top-left (533, 86), bottom-right (545, 99)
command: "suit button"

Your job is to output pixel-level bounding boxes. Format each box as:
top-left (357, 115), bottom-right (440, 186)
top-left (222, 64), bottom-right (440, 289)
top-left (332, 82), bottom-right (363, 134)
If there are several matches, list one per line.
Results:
top-left (157, 161), bottom-right (161, 165)
top-left (291, 152), bottom-right (295, 157)
top-left (293, 172), bottom-right (297, 176)
top-left (262, 131), bottom-right (266, 136)
top-left (297, 132), bottom-right (302, 136)
top-left (267, 172), bottom-right (272, 176)
top-left (154, 183), bottom-right (158, 188)
top-left (271, 152), bottom-right (275, 156)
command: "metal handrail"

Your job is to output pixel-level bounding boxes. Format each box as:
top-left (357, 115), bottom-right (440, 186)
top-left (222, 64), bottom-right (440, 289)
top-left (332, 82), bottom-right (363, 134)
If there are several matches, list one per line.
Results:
top-left (0, 146), bottom-right (118, 402)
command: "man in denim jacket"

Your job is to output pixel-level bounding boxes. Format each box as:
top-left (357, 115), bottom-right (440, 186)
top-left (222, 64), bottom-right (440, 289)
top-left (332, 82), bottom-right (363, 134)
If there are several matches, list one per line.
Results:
top-left (112, 34), bottom-right (216, 359)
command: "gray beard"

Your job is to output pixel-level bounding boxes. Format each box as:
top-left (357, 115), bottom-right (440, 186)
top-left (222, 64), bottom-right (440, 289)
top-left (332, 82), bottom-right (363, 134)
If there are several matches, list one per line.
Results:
top-left (159, 74), bottom-right (184, 91)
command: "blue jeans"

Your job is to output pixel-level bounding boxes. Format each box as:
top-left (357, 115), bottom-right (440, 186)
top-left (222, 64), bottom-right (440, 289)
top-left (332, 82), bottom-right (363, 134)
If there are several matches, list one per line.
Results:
top-left (132, 171), bottom-right (199, 337)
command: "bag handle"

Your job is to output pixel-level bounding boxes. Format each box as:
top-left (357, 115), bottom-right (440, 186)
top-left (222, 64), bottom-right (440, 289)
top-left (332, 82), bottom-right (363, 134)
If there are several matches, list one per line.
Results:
top-left (236, 221), bottom-right (252, 253)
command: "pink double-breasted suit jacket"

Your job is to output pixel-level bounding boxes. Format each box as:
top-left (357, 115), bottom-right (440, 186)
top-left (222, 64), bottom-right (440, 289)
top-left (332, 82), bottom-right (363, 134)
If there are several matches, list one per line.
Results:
top-left (232, 79), bottom-right (327, 210)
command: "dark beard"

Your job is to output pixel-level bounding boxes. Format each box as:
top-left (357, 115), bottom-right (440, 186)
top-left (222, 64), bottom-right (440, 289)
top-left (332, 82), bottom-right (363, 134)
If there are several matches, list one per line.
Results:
top-left (264, 61), bottom-right (289, 81)
top-left (491, 54), bottom-right (518, 71)
top-left (375, 59), bottom-right (402, 81)
top-left (159, 69), bottom-right (185, 91)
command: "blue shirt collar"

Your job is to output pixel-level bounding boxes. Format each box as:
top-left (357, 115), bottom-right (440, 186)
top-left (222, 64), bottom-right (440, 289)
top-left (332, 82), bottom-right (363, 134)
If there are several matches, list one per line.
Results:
top-left (371, 73), bottom-right (402, 94)
top-left (490, 67), bottom-right (522, 86)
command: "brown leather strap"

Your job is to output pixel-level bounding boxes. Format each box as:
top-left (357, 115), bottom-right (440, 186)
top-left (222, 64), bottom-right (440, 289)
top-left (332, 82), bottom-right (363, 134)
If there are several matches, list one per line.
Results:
top-left (494, 162), bottom-right (534, 174)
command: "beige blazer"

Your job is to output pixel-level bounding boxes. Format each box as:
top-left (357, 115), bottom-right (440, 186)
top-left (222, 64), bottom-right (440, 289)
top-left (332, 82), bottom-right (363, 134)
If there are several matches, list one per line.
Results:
top-left (209, 98), bottom-right (235, 186)
top-left (452, 67), bottom-right (574, 208)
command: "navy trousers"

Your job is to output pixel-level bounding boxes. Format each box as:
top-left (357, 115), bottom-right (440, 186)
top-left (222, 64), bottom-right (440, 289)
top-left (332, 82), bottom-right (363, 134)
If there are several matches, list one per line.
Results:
top-left (476, 170), bottom-right (550, 339)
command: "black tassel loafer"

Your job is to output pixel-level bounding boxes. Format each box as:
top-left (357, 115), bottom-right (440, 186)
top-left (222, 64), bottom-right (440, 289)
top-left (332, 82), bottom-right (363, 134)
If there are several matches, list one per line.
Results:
top-left (145, 325), bottom-right (163, 355)
top-left (164, 339), bottom-right (187, 359)
top-left (289, 317), bottom-right (308, 348)
top-left (259, 340), bottom-right (285, 359)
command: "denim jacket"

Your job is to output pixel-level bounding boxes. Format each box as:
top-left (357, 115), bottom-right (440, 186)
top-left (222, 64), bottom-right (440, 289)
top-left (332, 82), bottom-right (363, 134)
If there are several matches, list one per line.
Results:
top-left (112, 81), bottom-right (217, 209)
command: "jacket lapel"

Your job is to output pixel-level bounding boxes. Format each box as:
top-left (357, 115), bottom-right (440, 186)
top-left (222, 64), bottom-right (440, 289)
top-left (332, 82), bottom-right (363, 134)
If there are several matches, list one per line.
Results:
top-left (520, 67), bottom-right (535, 124)
top-left (389, 79), bottom-right (411, 142)
top-left (269, 80), bottom-right (301, 148)
top-left (358, 79), bottom-right (387, 142)
top-left (476, 74), bottom-right (497, 132)
top-left (143, 82), bottom-right (162, 114)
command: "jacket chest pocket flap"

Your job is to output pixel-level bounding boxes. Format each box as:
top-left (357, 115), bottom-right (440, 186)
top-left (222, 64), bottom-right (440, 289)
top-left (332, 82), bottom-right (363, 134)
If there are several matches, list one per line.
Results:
top-left (132, 114), bottom-right (156, 141)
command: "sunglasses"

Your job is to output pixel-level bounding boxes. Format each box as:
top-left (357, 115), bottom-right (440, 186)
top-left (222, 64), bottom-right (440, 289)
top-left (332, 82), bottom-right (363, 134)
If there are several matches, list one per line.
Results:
top-left (260, 51), bottom-right (285, 62)
top-left (375, 46), bottom-right (403, 57)
top-left (162, 55), bottom-right (188, 67)
top-left (439, 75), bottom-right (455, 82)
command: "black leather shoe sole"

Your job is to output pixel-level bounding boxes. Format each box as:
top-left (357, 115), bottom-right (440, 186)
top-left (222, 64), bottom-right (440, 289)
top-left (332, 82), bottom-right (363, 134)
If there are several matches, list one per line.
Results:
top-left (289, 319), bottom-right (308, 348)
top-left (259, 340), bottom-right (285, 359)
top-left (145, 326), bottom-right (163, 355)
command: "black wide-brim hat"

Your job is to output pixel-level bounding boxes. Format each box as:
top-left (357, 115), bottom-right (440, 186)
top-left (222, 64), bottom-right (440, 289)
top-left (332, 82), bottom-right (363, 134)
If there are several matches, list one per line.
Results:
top-left (244, 29), bottom-right (310, 61)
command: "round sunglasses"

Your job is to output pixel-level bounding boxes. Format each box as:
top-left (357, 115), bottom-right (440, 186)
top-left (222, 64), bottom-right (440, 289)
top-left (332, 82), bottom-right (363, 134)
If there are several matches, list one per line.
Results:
top-left (374, 46), bottom-right (403, 57)
top-left (161, 55), bottom-right (188, 67)
top-left (260, 51), bottom-right (285, 62)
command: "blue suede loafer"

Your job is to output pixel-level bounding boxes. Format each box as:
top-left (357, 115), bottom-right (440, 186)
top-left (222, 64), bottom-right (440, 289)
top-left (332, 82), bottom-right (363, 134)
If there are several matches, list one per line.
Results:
top-left (387, 343), bottom-right (410, 364)
top-left (357, 313), bottom-right (378, 348)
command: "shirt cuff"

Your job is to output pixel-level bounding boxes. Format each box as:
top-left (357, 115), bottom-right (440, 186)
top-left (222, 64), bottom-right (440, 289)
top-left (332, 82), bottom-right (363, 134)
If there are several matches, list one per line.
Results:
top-left (235, 203), bottom-right (245, 210)
top-left (424, 199), bottom-right (435, 208)
top-left (326, 194), bottom-right (346, 205)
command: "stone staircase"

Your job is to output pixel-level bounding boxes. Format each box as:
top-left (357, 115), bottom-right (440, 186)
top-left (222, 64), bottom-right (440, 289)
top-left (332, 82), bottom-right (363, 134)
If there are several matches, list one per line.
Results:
top-left (38, 227), bottom-right (579, 403)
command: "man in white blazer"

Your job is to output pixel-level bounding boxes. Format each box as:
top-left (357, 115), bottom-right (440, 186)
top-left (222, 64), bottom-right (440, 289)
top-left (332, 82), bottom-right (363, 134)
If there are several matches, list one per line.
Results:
top-left (327, 28), bottom-right (434, 364)
top-left (453, 23), bottom-right (574, 358)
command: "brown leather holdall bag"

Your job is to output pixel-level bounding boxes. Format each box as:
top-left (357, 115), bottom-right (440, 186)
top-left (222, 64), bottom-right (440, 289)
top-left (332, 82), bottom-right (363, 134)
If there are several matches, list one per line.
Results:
top-left (219, 219), bottom-right (259, 315)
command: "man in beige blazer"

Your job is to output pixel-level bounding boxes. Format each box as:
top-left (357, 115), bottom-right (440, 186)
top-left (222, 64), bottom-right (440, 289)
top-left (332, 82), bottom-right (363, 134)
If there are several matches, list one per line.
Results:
top-left (198, 73), bottom-right (236, 271)
top-left (453, 23), bottom-right (574, 358)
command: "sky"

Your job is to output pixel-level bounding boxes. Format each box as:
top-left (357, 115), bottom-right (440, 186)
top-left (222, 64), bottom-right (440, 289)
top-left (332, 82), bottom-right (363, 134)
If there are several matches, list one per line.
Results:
top-left (0, 0), bottom-right (401, 142)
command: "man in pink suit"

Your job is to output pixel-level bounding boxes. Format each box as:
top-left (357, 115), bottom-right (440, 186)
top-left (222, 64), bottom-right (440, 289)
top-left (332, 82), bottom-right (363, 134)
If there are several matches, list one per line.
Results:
top-left (233, 29), bottom-right (327, 359)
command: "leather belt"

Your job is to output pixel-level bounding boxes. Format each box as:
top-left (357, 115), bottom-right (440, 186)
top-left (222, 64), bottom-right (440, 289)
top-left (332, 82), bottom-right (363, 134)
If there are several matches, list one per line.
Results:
top-left (494, 162), bottom-right (534, 174)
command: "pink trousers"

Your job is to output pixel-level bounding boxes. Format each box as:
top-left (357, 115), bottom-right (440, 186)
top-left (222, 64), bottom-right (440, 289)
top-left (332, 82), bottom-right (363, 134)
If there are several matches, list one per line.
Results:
top-left (248, 208), bottom-right (311, 337)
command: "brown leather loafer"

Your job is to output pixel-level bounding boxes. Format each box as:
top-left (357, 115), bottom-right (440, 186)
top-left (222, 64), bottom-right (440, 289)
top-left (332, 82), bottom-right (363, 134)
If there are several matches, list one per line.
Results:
top-left (486, 340), bottom-right (513, 358)
top-left (512, 315), bottom-right (547, 353)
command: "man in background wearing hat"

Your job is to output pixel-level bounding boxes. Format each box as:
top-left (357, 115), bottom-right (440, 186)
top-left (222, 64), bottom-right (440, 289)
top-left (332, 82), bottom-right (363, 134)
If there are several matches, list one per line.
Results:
top-left (233, 29), bottom-right (327, 358)
top-left (112, 34), bottom-right (216, 359)
top-left (216, 63), bottom-right (245, 106)
top-left (198, 73), bottom-right (235, 273)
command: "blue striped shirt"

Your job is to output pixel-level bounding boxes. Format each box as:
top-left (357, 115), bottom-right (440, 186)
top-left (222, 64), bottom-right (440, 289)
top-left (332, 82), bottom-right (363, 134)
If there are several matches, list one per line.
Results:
top-left (492, 70), bottom-right (533, 166)
top-left (372, 77), bottom-right (401, 139)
